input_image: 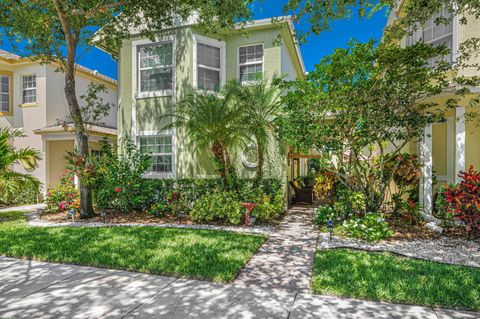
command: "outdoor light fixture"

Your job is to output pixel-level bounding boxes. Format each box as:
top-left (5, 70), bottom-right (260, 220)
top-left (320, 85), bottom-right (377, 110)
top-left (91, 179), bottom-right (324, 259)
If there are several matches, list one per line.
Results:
top-left (250, 214), bottom-right (256, 227)
top-left (69, 209), bottom-right (75, 223)
top-left (327, 219), bottom-right (333, 241)
top-left (177, 211), bottom-right (184, 224)
top-left (100, 210), bottom-right (107, 224)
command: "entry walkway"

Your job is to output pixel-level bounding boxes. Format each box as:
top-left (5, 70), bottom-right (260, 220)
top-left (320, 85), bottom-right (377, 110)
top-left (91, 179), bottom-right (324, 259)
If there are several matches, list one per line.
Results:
top-left (234, 205), bottom-right (318, 292)
top-left (0, 257), bottom-right (478, 318)
top-left (0, 203), bottom-right (45, 213)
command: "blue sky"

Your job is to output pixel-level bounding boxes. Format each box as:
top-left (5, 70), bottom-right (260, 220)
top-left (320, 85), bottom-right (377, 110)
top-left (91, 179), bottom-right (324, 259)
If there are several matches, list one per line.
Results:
top-left (0, 2), bottom-right (388, 80)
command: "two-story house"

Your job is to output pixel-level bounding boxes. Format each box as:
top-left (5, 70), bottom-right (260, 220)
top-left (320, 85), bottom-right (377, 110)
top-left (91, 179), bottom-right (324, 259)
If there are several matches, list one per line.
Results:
top-left (96, 17), bottom-right (305, 180)
top-left (0, 49), bottom-right (118, 189)
top-left (386, 3), bottom-right (480, 217)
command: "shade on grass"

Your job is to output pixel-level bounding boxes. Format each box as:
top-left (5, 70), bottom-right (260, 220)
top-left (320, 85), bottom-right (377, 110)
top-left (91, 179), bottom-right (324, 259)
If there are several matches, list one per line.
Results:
top-left (312, 249), bottom-right (480, 311)
top-left (0, 211), bottom-right (25, 220)
top-left (0, 221), bottom-right (265, 282)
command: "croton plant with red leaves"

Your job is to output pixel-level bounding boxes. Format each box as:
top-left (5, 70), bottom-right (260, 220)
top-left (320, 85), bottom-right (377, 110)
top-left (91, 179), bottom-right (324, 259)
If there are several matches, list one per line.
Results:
top-left (443, 165), bottom-right (480, 238)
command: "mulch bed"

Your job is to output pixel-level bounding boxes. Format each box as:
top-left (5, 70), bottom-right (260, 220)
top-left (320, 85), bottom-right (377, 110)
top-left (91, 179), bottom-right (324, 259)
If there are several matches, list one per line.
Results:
top-left (387, 217), bottom-right (468, 241)
top-left (42, 210), bottom-right (193, 225)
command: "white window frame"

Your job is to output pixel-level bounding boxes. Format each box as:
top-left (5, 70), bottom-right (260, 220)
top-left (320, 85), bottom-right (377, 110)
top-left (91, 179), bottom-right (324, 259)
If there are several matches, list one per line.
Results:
top-left (137, 130), bottom-right (176, 179)
top-left (22, 74), bottom-right (37, 104)
top-left (237, 43), bottom-right (264, 84)
top-left (132, 35), bottom-right (176, 99)
top-left (193, 34), bottom-right (226, 91)
top-left (0, 75), bottom-right (11, 113)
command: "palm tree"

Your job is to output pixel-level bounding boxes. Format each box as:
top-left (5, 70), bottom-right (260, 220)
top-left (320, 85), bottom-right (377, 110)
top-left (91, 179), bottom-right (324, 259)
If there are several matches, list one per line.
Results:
top-left (233, 78), bottom-right (283, 181)
top-left (164, 88), bottom-right (245, 186)
top-left (0, 128), bottom-right (41, 205)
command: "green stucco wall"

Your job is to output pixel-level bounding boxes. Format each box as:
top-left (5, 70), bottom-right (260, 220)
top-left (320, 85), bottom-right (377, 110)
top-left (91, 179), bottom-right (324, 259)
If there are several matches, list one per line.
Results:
top-left (118, 24), bottom-right (300, 180)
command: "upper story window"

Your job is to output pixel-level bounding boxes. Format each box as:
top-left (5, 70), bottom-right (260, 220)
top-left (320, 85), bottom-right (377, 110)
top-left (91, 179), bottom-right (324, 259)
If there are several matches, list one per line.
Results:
top-left (138, 42), bottom-right (173, 93)
top-left (0, 75), bottom-right (10, 112)
top-left (22, 75), bottom-right (36, 104)
top-left (406, 8), bottom-right (453, 65)
top-left (238, 44), bottom-right (264, 83)
top-left (197, 42), bottom-right (221, 91)
top-left (139, 134), bottom-right (174, 174)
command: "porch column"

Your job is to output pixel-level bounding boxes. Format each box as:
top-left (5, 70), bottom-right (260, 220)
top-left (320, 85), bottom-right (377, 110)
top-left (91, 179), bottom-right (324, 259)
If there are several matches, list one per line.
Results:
top-left (419, 125), bottom-right (433, 216)
top-left (455, 107), bottom-right (466, 183)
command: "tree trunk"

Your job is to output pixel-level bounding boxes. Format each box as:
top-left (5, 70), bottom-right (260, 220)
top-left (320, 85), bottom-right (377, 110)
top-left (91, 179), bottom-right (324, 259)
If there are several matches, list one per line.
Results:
top-left (255, 137), bottom-right (264, 183)
top-left (54, 0), bottom-right (94, 218)
top-left (212, 141), bottom-right (227, 185)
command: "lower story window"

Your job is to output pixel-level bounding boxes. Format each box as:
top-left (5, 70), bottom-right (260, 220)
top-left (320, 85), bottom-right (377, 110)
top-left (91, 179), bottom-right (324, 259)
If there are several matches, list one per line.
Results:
top-left (139, 135), bottom-right (173, 174)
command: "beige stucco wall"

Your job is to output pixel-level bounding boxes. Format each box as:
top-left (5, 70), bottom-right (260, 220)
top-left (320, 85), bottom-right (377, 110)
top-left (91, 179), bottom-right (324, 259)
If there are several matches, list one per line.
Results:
top-left (46, 140), bottom-right (73, 187)
top-left (0, 60), bottom-right (117, 190)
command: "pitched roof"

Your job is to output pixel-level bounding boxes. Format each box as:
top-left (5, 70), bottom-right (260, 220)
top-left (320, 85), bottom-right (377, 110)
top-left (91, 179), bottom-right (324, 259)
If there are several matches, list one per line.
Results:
top-left (0, 48), bottom-right (117, 86)
top-left (33, 123), bottom-right (117, 137)
top-left (0, 49), bottom-right (21, 60)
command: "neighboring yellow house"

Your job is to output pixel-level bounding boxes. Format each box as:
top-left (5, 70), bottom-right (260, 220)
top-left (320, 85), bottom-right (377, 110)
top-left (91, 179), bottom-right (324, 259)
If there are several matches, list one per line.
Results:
top-left (0, 49), bottom-right (118, 191)
top-left (386, 3), bottom-right (480, 217)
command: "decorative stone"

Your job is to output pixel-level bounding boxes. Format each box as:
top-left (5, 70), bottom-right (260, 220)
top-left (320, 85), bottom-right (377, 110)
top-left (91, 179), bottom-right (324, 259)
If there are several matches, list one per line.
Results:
top-left (425, 222), bottom-right (443, 235)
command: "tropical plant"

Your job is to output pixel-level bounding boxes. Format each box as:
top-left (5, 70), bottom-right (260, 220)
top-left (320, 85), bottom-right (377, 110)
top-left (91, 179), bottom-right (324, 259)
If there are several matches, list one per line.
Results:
top-left (90, 138), bottom-right (152, 213)
top-left (443, 166), bottom-right (480, 239)
top-left (164, 88), bottom-right (245, 186)
top-left (342, 213), bottom-right (393, 242)
top-left (231, 79), bottom-right (283, 181)
top-left (0, 128), bottom-right (41, 205)
top-left (279, 40), bottom-right (479, 213)
top-left (0, 0), bottom-right (252, 218)
top-left (45, 171), bottom-right (78, 213)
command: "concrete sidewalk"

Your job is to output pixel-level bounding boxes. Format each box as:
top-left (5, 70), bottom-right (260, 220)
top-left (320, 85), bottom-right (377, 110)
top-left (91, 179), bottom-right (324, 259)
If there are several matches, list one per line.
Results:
top-left (0, 257), bottom-right (478, 319)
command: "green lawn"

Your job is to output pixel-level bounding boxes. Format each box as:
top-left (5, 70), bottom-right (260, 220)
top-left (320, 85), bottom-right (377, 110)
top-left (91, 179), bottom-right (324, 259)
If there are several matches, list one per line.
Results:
top-left (312, 249), bottom-right (480, 311)
top-left (0, 211), bottom-right (26, 220)
top-left (0, 220), bottom-right (265, 282)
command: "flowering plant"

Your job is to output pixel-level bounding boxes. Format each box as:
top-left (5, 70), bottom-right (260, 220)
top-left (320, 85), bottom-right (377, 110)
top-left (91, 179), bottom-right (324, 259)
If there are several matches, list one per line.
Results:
top-left (443, 166), bottom-right (480, 238)
top-left (45, 171), bottom-right (79, 213)
top-left (342, 213), bottom-right (392, 242)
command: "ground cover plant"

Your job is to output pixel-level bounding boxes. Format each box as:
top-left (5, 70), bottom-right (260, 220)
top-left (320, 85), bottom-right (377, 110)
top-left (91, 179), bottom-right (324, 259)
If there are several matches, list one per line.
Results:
top-left (312, 249), bottom-right (480, 311)
top-left (0, 220), bottom-right (265, 282)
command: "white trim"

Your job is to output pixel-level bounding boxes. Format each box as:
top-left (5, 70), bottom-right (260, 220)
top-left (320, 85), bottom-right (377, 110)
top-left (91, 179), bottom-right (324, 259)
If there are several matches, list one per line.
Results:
top-left (132, 35), bottom-right (176, 100)
top-left (192, 34), bottom-right (226, 91)
top-left (455, 107), bottom-right (466, 183)
top-left (452, 12), bottom-right (460, 61)
top-left (137, 130), bottom-right (176, 179)
top-left (237, 43), bottom-right (264, 84)
top-left (419, 125), bottom-right (433, 216)
top-left (21, 74), bottom-right (37, 104)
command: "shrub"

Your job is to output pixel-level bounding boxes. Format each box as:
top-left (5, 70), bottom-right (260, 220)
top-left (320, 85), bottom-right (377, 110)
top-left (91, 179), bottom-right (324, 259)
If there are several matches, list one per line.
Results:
top-left (342, 213), bottom-right (392, 242)
top-left (253, 190), bottom-right (285, 222)
top-left (334, 189), bottom-right (366, 217)
top-left (434, 184), bottom-right (456, 228)
top-left (443, 166), bottom-right (480, 238)
top-left (313, 171), bottom-right (336, 198)
top-left (91, 139), bottom-right (152, 213)
top-left (313, 206), bottom-right (336, 225)
top-left (147, 201), bottom-right (173, 218)
top-left (190, 192), bottom-right (243, 225)
top-left (45, 172), bottom-right (79, 213)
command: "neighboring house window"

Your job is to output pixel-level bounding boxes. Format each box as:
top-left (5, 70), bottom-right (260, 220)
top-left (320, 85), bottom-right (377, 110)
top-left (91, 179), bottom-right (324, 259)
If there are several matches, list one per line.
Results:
top-left (406, 8), bottom-right (453, 65)
top-left (22, 75), bottom-right (36, 104)
top-left (238, 44), bottom-right (264, 83)
top-left (0, 75), bottom-right (10, 112)
top-left (139, 135), bottom-right (173, 174)
top-left (423, 8), bottom-right (453, 64)
top-left (197, 42), bottom-right (221, 91)
top-left (138, 42), bottom-right (173, 93)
